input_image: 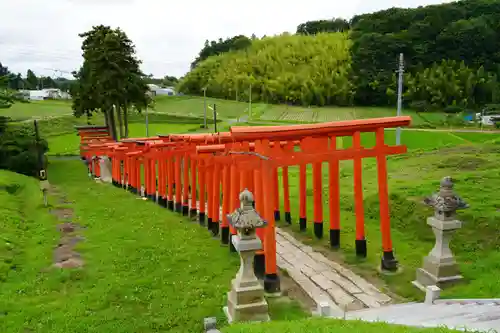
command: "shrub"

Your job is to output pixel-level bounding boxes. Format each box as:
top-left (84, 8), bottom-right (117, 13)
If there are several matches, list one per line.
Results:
top-left (0, 117), bottom-right (48, 177)
top-left (443, 105), bottom-right (464, 114)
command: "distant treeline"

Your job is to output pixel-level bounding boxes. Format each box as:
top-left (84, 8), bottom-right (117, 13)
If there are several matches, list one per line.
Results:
top-left (181, 0), bottom-right (500, 111)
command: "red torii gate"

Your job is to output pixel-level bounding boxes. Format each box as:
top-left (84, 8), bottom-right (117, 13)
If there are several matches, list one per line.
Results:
top-left (79, 116), bottom-right (411, 293)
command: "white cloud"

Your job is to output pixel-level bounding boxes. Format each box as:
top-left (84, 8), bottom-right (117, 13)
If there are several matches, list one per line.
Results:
top-left (0, 0), bottom-right (451, 78)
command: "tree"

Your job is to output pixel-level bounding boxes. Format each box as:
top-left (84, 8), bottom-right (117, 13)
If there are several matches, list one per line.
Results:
top-left (296, 18), bottom-right (350, 35)
top-left (0, 75), bottom-right (13, 108)
top-left (26, 70), bottom-right (38, 90)
top-left (162, 75), bottom-right (178, 87)
top-left (191, 35), bottom-right (252, 68)
top-left (71, 25), bottom-right (150, 140)
top-left (178, 32), bottom-right (354, 107)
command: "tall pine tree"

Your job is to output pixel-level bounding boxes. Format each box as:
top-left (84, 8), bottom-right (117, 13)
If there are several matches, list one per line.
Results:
top-left (71, 25), bottom-right (150, 140)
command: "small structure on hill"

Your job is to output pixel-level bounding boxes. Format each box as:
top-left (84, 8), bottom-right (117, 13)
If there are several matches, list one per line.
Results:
top-left (413, 176), bottom-right (468, 291)
top-left (224, 189), bottom-right (270, 323)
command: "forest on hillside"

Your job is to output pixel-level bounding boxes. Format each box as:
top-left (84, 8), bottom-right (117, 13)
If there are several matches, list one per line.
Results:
top-left (180, 0), bottom-right (500, 112)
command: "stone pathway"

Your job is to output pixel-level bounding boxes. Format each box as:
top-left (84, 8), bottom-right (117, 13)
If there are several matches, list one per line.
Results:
top-left (48, 186), bottom-right (85, 269)
top-left (276, 228), bottom-right (392, 312)
top-left (160, 197), bottom-right (393, 313)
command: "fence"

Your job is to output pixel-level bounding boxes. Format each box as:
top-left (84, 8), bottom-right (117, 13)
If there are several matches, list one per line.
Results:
top-left (78, 116), bottom-right (411, 292)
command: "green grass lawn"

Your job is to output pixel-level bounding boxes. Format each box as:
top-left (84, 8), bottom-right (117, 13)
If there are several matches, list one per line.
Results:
top-left (276, 141), bottom-right (500, 301)
top-left (0, 162), bottom-right (307, 332)
top-left (224, 318), bottom-right (461, 333)
top-left (3, 96), bottom-right (480, 130)
top-left (2, 100), bottom-right (72, 120)
top-left (46, 121), bottom-right (202, 156)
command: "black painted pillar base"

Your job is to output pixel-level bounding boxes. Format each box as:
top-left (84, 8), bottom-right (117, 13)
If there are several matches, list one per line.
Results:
top-left (167, 200), bottom-right (174, 211)
top-left (211, 222), bottom-right (219, 237)
top-left (355, 239), bottom-right (367, 258)
top-left (199, 212), bottom-right (205, 226)
top-left (189, 208), bottom-right (198, 218)
top-left (284, 212), bottom-right (291, 224)
top-left (229, 234), bottom-right (237, 253)
top-left (330, 229), bottom-right (340, 249)
top-left (253, 253), bottom-right (266, 279)
top-left (264, 273), bottom-right (280, 293)
top-left (207, 218), bottom-right (213, 232)
top-left (175, 202), bottom-right (182, 213)
top-left (129, 186), bottom-right (136, 194)
top-left (381, 251), bottom-right (398, 272)
top-left (274, 210), bottom-right (281, 222)
top-left (182, 205), bottom-right (189, 216)
top-left (148, 194), bottom-right (155, 201)
top-left (299, 217), bottom-right (307, 232)
top-left (314, 222), bottom-right (323, 239)
top-left (158, 197), bottom-right (167, 208)
top-left (221, 226), bottom-right (230, 245)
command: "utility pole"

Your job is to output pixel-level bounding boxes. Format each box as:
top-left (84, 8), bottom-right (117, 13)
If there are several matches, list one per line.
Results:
top-left (396, 53), bottom-right (404, 145)
top-left (248, 83), bottom-right (252, 120)
top-left (203, 87), bottom-right (207, 128)
top-left (213, 104), bottom-right (218, 133)
top-left (145, 106), bottom-right (149, 137)
top-left (34, 120), bottom-right (48, 207)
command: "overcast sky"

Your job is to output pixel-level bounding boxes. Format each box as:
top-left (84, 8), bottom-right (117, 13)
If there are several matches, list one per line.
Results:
top-left (0, 0), bottom-right (451, 79)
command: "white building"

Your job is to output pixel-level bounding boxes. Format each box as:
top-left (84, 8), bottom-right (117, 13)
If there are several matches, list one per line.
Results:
top-left (147, 84), bottom-right (176, 96)
top-left (20, 89), bottom-right (71, 101)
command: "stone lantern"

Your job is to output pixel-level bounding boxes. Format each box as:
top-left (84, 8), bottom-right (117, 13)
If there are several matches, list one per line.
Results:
top-left (223, 189), bottom-right (270, 323)
top-left (413, 176), bottom-right (468, 291)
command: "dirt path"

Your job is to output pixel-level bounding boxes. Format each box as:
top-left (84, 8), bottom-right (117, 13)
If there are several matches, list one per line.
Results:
top-left (47, 186), bottom-right (85, 269)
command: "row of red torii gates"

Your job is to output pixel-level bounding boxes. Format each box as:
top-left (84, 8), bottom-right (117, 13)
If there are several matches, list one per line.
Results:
top-left (77, 116), bottom-right (411, 292)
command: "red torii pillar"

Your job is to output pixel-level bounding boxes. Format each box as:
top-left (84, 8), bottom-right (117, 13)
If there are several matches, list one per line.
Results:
top-left (230, 116), bottom-right (411, 272)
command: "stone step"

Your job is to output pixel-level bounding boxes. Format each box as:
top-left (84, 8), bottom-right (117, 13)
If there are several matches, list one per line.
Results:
top-left (349, 303), bottom-right (470, 323)
top-left (348, 302), bottom-right (500, 333)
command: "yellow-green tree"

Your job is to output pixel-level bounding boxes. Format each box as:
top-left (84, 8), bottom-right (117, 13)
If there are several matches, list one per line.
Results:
top-left (179, 32), bottom-right (354, 107)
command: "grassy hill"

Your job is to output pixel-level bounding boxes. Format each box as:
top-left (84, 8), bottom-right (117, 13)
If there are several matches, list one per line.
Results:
top-left (178, 33), bottom-right (353, 107)
top-left (0, 162), bottom-right (307, 332)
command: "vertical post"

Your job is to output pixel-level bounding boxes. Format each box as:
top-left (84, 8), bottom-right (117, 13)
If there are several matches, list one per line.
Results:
top-left (198, 159), bottom-right (206, 226)
top-left (159, 158), bottom-right (167, 207)
top-left (249, 83), bottom-right (252, 120)
top-left (282, 166), bottom-right (291, 224)
top-left (221, 164), bottom-right (231, 244)
top-left (167, 154), bottom-right (174, 210)
top-left (143, 155), bottom-right (149, 198)
top-left (253, 167), bottom-right (266, 278)
top-left (299, 164), bottom-right (307, 231)
top-left (376, 128), bottom-right (398, 271)
top-left (329, 136), bottom-right (341, 248)
top-left (212, 162), bottom-right (221, 237)
top-left (396, 53), bottom-right (404, 145)
top-left (259, 141), bottom-right (280, 293)
top-left (203, 88), bottom-right (207, 129)
top-left (312, 162), bottom-right (323, 239)
top-left (353, 132), bottom-right (367, 257)
top-left (190, 158), bottom-right (198, 217)
top-left (182, 153), bottom-right (190, 215)
top-left (145, 106), bottom-right (149, 137)
top-left (272, 167), bottom-right (280, 222)
top-left (150, 157), bottom-right (157, 201)
top-left (175, 154), bottom-right (182, 213)
top-left (206, 164), bottom-right (214, 232)
top-left (34, 120), bottom-right (48, 207)
top-left (229, 162), bottom-right (239, 252)
top-left (213, 104), bottom-right (218, 133)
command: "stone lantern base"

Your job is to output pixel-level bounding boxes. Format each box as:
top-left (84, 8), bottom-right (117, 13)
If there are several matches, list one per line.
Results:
top-left (223, 236), bottom-right (270, 323)
top-left (223, 279), bottom-right (270, 323)
top-left (412, 217), bottom-right (463, 291)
